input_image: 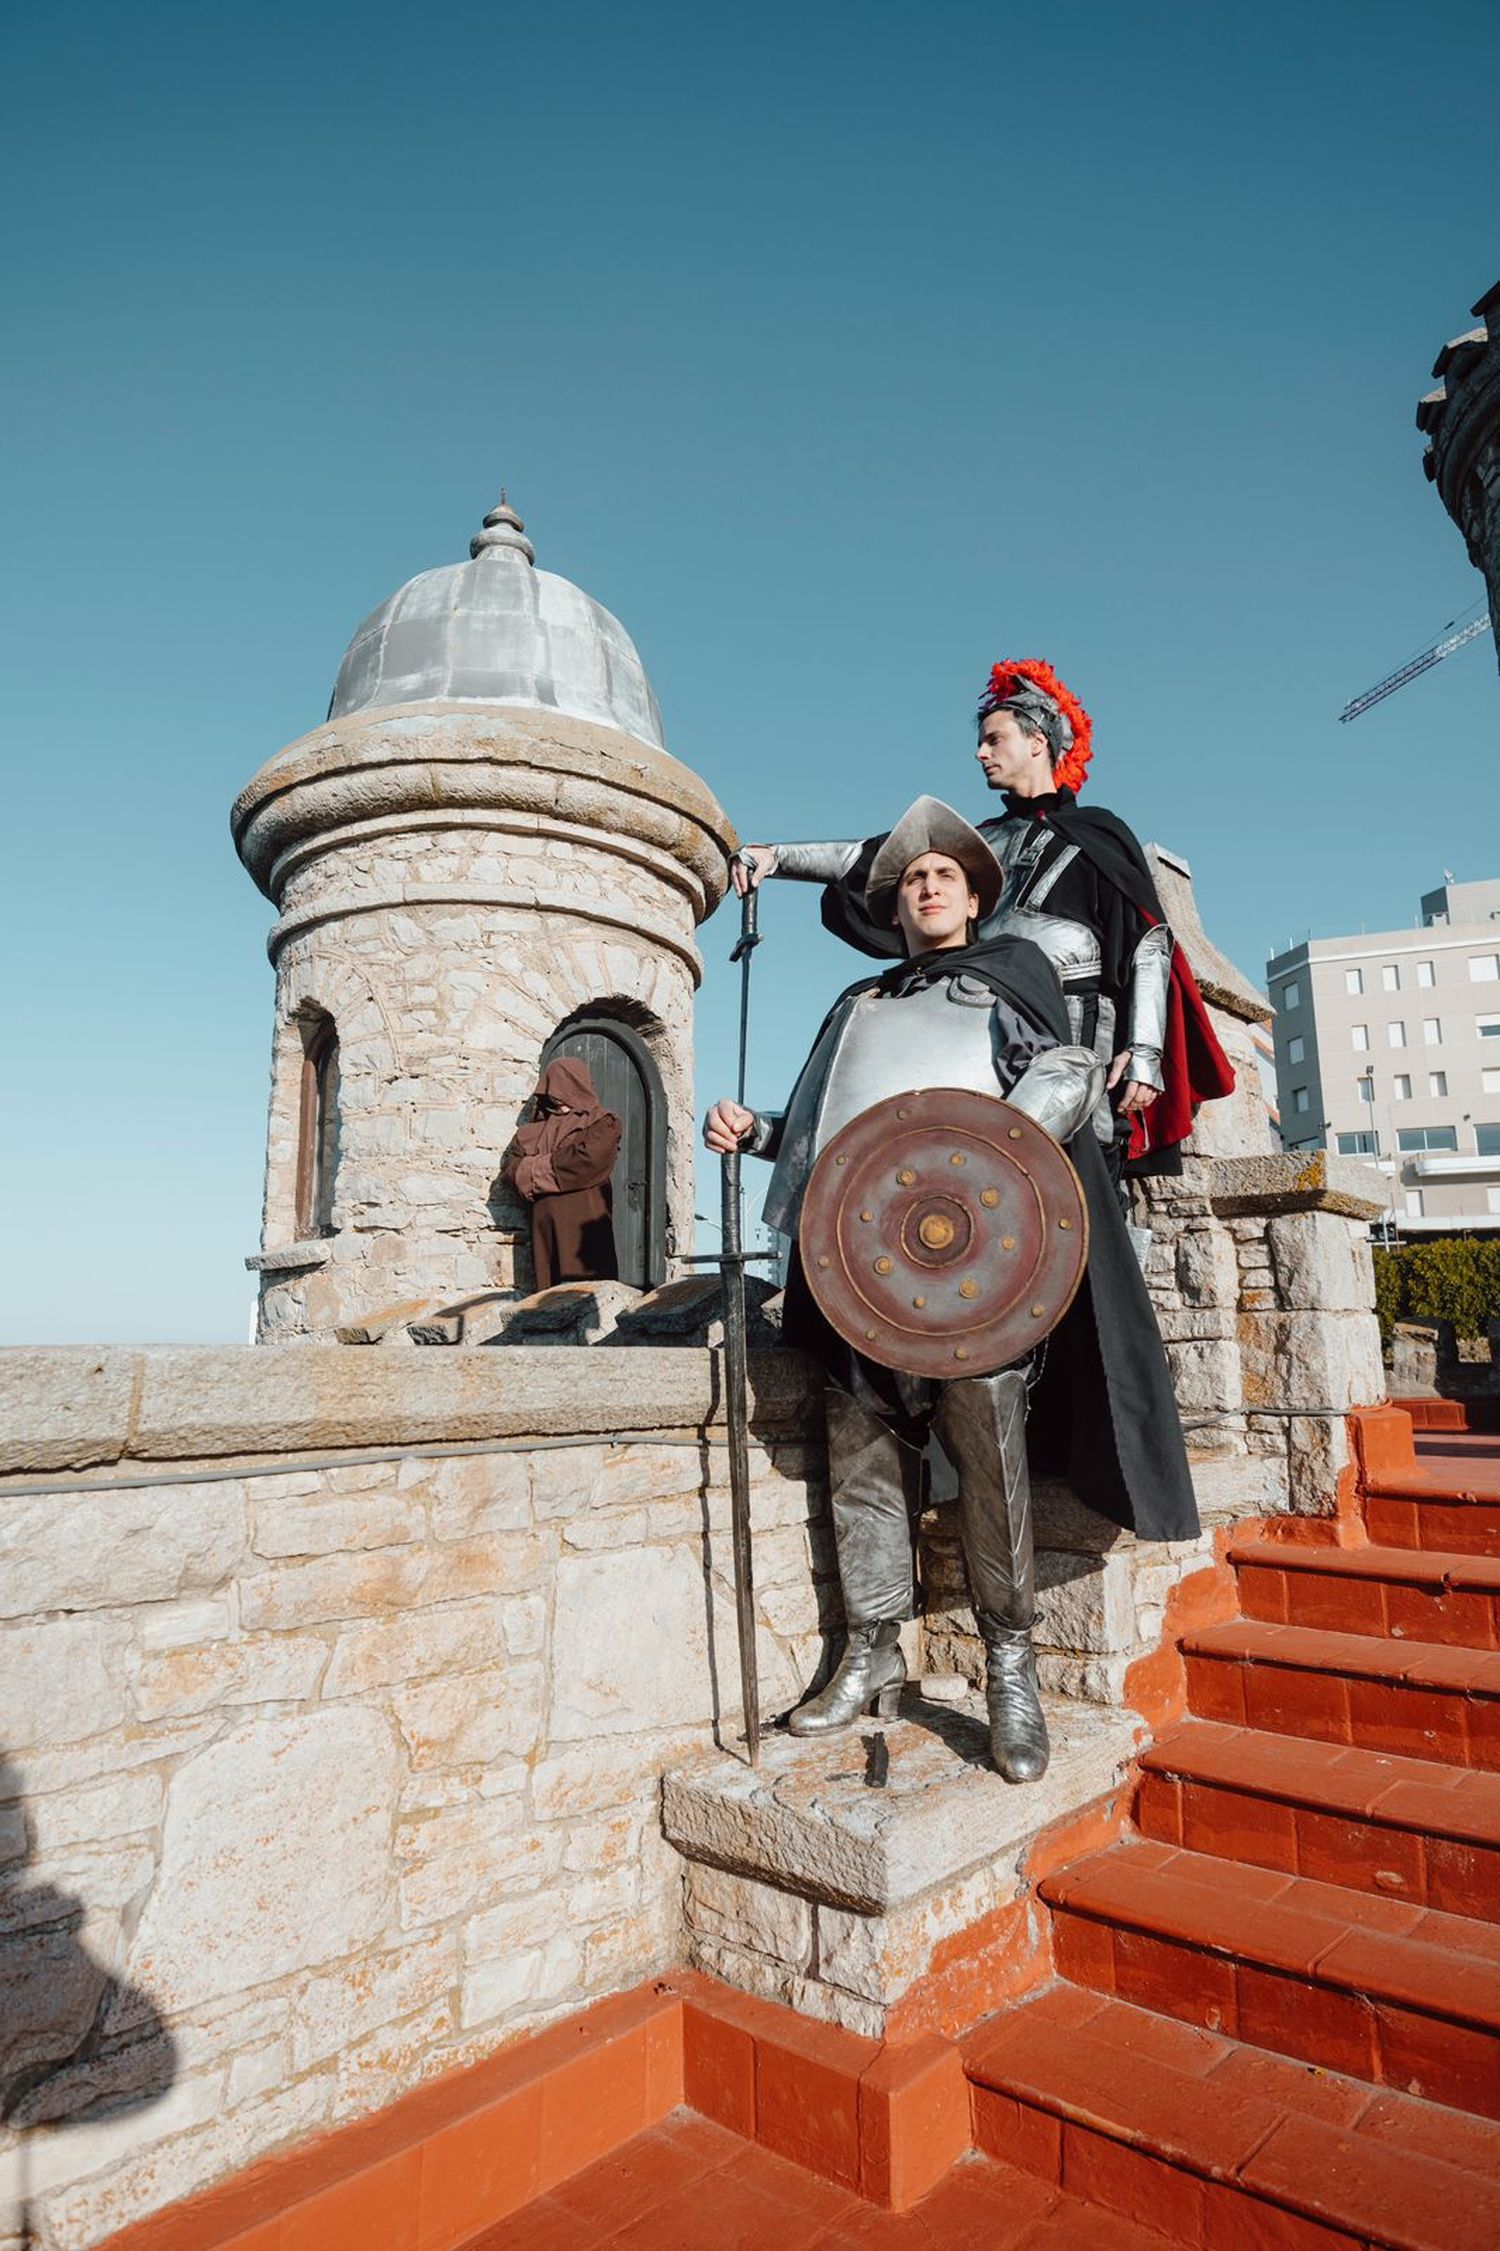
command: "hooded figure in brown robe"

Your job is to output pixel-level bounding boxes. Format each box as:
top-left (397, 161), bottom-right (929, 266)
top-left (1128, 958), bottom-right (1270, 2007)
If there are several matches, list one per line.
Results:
top-left (502, 1058), bottom-right (622, 1291)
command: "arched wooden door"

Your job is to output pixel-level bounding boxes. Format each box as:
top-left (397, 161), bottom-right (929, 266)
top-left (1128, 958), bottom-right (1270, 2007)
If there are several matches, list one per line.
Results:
top-left (539, 1017), bottom-right (667, 1290)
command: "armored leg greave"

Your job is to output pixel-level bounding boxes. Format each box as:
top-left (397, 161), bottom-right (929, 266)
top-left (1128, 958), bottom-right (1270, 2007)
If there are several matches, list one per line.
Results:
top-left (787, 1387), bottom-right (916, 1737)
top-left (932, 1371), bottom-right (1035, 1626)
top-left (824, 1385), bottom-right (919, 1625)
top-left (932, 1371), bottom-right (1050, 1784)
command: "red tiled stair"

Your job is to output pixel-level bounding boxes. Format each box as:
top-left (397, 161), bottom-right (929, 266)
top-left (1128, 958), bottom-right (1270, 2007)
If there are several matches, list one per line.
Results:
top-left (1179, 1619), bottom-right (1500, 1766)
top-left (964, 1982), bottom-right (1500, 2251)
top-left (1137, 1720), bottom-right (1500, 1917)
top-left (1230, 1536), bottom-right (1500, 1645)
top-left (975, 1418), bottom-right (1500, 2249)
top-left (1039, 1836), bottom-right (1500, 2114)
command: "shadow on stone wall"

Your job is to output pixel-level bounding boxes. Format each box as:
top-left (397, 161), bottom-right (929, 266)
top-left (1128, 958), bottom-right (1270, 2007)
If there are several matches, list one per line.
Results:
top-left (1, 1752), bottom-right (177, 2245)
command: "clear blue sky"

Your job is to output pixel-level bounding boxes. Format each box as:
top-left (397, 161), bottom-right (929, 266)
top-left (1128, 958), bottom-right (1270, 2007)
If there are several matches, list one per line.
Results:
top-left (4, 0), bottom-right (1498, 1342)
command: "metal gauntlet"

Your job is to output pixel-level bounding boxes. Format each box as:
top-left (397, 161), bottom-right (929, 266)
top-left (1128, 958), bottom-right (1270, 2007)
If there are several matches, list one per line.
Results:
top-left (1005, 1046), bottom-right (1106, 1145)
top-left (765, 840), bottom-right (863, 883)
top-left (1125, 925), bottom-right (1172, 1091)
top-left (743, 1111), bottom-right (783, 1159)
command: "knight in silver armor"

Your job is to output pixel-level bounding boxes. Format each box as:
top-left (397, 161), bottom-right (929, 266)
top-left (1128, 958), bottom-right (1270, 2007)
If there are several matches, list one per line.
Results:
top-left (731, 659), bottom-right (1184, 1190)
top-left (706, 799), bottom-right (1103, 1783)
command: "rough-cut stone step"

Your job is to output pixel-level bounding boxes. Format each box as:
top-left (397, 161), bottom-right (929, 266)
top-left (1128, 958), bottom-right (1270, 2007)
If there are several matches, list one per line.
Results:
top-left (1181, 1618), bottom-right (1500, 1767)
top-left (1230, 1536), bottom-right (1500, 1647)
top-left (664, 1694), bottom-right (1134, 1917)
top-left (663, 1694), bottom-right (1136, 2037)
top-left (964, 1981), bottom-right (1500, 2251)
top-left (1038, 1839), bottom-right (1500, 2114)
top-left (1136, 1720), bottom-right (1500, 1919)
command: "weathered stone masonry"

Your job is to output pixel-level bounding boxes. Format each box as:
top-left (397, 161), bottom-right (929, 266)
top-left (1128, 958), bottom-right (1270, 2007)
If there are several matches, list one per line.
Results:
top-left (0, 1349), bottom-right (824, 2249)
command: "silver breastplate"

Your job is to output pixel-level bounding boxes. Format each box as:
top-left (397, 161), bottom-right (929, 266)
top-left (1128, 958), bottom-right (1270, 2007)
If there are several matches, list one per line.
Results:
top-left (991, 907), bottom-right (1102, 986)
top-left (818, 978), bottom-right (1001, 1148)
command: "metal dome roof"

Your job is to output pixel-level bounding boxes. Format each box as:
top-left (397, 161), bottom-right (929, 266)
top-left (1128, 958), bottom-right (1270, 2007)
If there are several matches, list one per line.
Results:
top-left (327, 494), bottom-right (665, 749)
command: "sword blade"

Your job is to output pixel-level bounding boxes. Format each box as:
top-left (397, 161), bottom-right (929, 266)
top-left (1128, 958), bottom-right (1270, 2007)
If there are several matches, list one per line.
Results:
top-left (720, 1146), bottom-right (760, 1765)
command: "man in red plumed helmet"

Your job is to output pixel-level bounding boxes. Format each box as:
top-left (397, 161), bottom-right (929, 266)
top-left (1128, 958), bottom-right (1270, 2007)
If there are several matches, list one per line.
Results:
top-left (733, 659), bottom-right (1233, 1198)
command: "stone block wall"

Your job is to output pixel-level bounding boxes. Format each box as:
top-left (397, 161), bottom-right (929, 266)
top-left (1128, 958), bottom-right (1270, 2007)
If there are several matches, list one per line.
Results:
top-left (0, 1347), bottom-right (823, 2250)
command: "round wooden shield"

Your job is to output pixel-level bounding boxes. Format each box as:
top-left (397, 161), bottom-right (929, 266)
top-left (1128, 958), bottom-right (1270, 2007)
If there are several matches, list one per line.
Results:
top-left (798, 1088), bottom-right (1089, 1379)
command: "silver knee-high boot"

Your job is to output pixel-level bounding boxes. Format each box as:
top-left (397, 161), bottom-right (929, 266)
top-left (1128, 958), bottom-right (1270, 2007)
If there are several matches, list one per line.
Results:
top-left (933, 1369), bottom-right (1050, 1784)
top-left (788, 1387), bottom-right (917, 1737)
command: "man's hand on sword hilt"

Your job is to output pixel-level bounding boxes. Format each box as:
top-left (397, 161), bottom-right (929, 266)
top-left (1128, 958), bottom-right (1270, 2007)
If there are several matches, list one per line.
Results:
top-left (730, 845), bottom-right (777, 897)
top-left (704, 1100), bottom-right (756, 1155)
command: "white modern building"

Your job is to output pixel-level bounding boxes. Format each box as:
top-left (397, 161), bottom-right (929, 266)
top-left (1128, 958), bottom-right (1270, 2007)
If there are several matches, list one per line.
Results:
top-left (1266, 876), bottom-right (1500, 1234)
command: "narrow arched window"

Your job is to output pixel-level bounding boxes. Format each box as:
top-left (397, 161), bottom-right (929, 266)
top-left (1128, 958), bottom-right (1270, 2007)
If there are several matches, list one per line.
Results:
top-left (295, 1012), bottom-right (340, 1237)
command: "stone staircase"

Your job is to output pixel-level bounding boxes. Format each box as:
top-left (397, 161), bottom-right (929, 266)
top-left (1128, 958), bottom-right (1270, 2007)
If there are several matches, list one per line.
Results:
top-left (964, 1415), bottom-right (1500, 2249)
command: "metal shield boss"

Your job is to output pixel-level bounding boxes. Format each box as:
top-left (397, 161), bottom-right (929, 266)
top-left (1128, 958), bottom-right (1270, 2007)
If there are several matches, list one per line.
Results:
top-left (798, 1088), bottom-right (1089, 1379)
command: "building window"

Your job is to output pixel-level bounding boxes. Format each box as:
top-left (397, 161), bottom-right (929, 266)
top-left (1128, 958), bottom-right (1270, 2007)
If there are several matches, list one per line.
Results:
top-left (1336, 1130), bottom-right (1380, 1156)
top-left (1429, 1072), bottom-right (1448, 1098)
top-left (1351, 1024), bottom-right (1370, 1052)
top-left (1480, 1015), bottom-right (1500, 1039)
top-left (1396, 1125), bottom-right (1458, 1152)
top-left (1477, 1124), bottom-right (1500, 1158)
top-left (1422, 1018), bottom-right (1442, 1046)
top-left (1393, 1074), bottom-right (1412, 1101)
top-left (295, 1011), bottom-right (340, 1238)
top-left (1417, 961), bottom-right (1436, 988)
top-left (1387, 1021), bottom-right (1407, 1049)
top-left (1287, 1035), bottom-right (1305, 1064)
top-left (1344, 967), bottom-right (1364, 996)
top-left (1292, 1086), bottom-right (1310, 1113)
top-left (1484, 1068), bottom-right (1500, 1096)
top-left (1382, 963), bottom-right (1401, 992)
top-left (1356, 1074), bottom-right (1375, 1104)
top-left (1469, 954), bottom-right (1500, 983)
top-left (1405, 1191), bottom-right (1425, 1218)
top-left (1281, 979), bottom-right (1301, 1011)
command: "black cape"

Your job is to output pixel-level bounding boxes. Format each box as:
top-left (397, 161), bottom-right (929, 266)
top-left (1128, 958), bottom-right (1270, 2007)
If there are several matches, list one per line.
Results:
top-left (782, 933), bottom-right (1200, 1544)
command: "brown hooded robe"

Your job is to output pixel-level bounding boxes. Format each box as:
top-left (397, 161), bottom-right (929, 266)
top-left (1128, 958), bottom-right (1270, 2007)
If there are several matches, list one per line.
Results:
top-left (501, 1058), bottom-right (622, 1290)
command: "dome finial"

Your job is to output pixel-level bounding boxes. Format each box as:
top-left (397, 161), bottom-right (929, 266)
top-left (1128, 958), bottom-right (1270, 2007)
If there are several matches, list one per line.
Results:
top-left (471, 488), bottom-right (535, 565)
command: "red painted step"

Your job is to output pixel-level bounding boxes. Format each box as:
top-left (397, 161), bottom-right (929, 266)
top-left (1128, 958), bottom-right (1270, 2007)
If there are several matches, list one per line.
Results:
top-left (1364, 1486), bottom-right (1500, 1560)
top-left (1037, 1838), bottom-right (1500, 2115)
top-left (965, 1981), bottom-right (1500, 2251)
top-left (1181, 1618), bottom-right (1500, 1768)
top-left (1136, 1721), bottom-right (1500, 1919)
top-left (1230, 1537), bottom-right (1500, 1648)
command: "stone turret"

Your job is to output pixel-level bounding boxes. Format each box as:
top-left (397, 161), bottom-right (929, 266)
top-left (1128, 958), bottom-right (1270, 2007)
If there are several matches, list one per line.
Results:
top-left (233, 492), bottom-right (735, 1341)
top-left (1418, 281), bottom-right (1500, 676)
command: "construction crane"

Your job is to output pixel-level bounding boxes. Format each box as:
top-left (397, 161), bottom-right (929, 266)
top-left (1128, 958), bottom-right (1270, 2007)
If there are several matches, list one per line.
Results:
top-left (1338, 606), bottom-right (1492, 722)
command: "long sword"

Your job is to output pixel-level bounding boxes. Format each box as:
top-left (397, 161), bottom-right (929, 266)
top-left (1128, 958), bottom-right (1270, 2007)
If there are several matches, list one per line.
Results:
top-left (722, 872), bottom-right (762, 1764)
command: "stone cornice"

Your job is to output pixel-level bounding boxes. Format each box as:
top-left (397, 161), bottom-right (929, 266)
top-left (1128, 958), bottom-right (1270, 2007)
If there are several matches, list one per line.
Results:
top-left (1208, 1151), bottom-right (1388, 1220)
top-left (233, 704), bottom-right (737, 917)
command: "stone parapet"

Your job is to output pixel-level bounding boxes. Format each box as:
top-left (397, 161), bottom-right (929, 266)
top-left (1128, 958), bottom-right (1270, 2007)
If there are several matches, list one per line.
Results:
top-left (0, 1345), bottom-right (819, 1479)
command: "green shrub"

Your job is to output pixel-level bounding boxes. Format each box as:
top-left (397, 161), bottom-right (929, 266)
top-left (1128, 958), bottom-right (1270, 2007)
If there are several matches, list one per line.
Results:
top-left (1373, 1235), bottom-right (1500, 1346)
top-left (1372, 1245), bottom-right (1404, 1350)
